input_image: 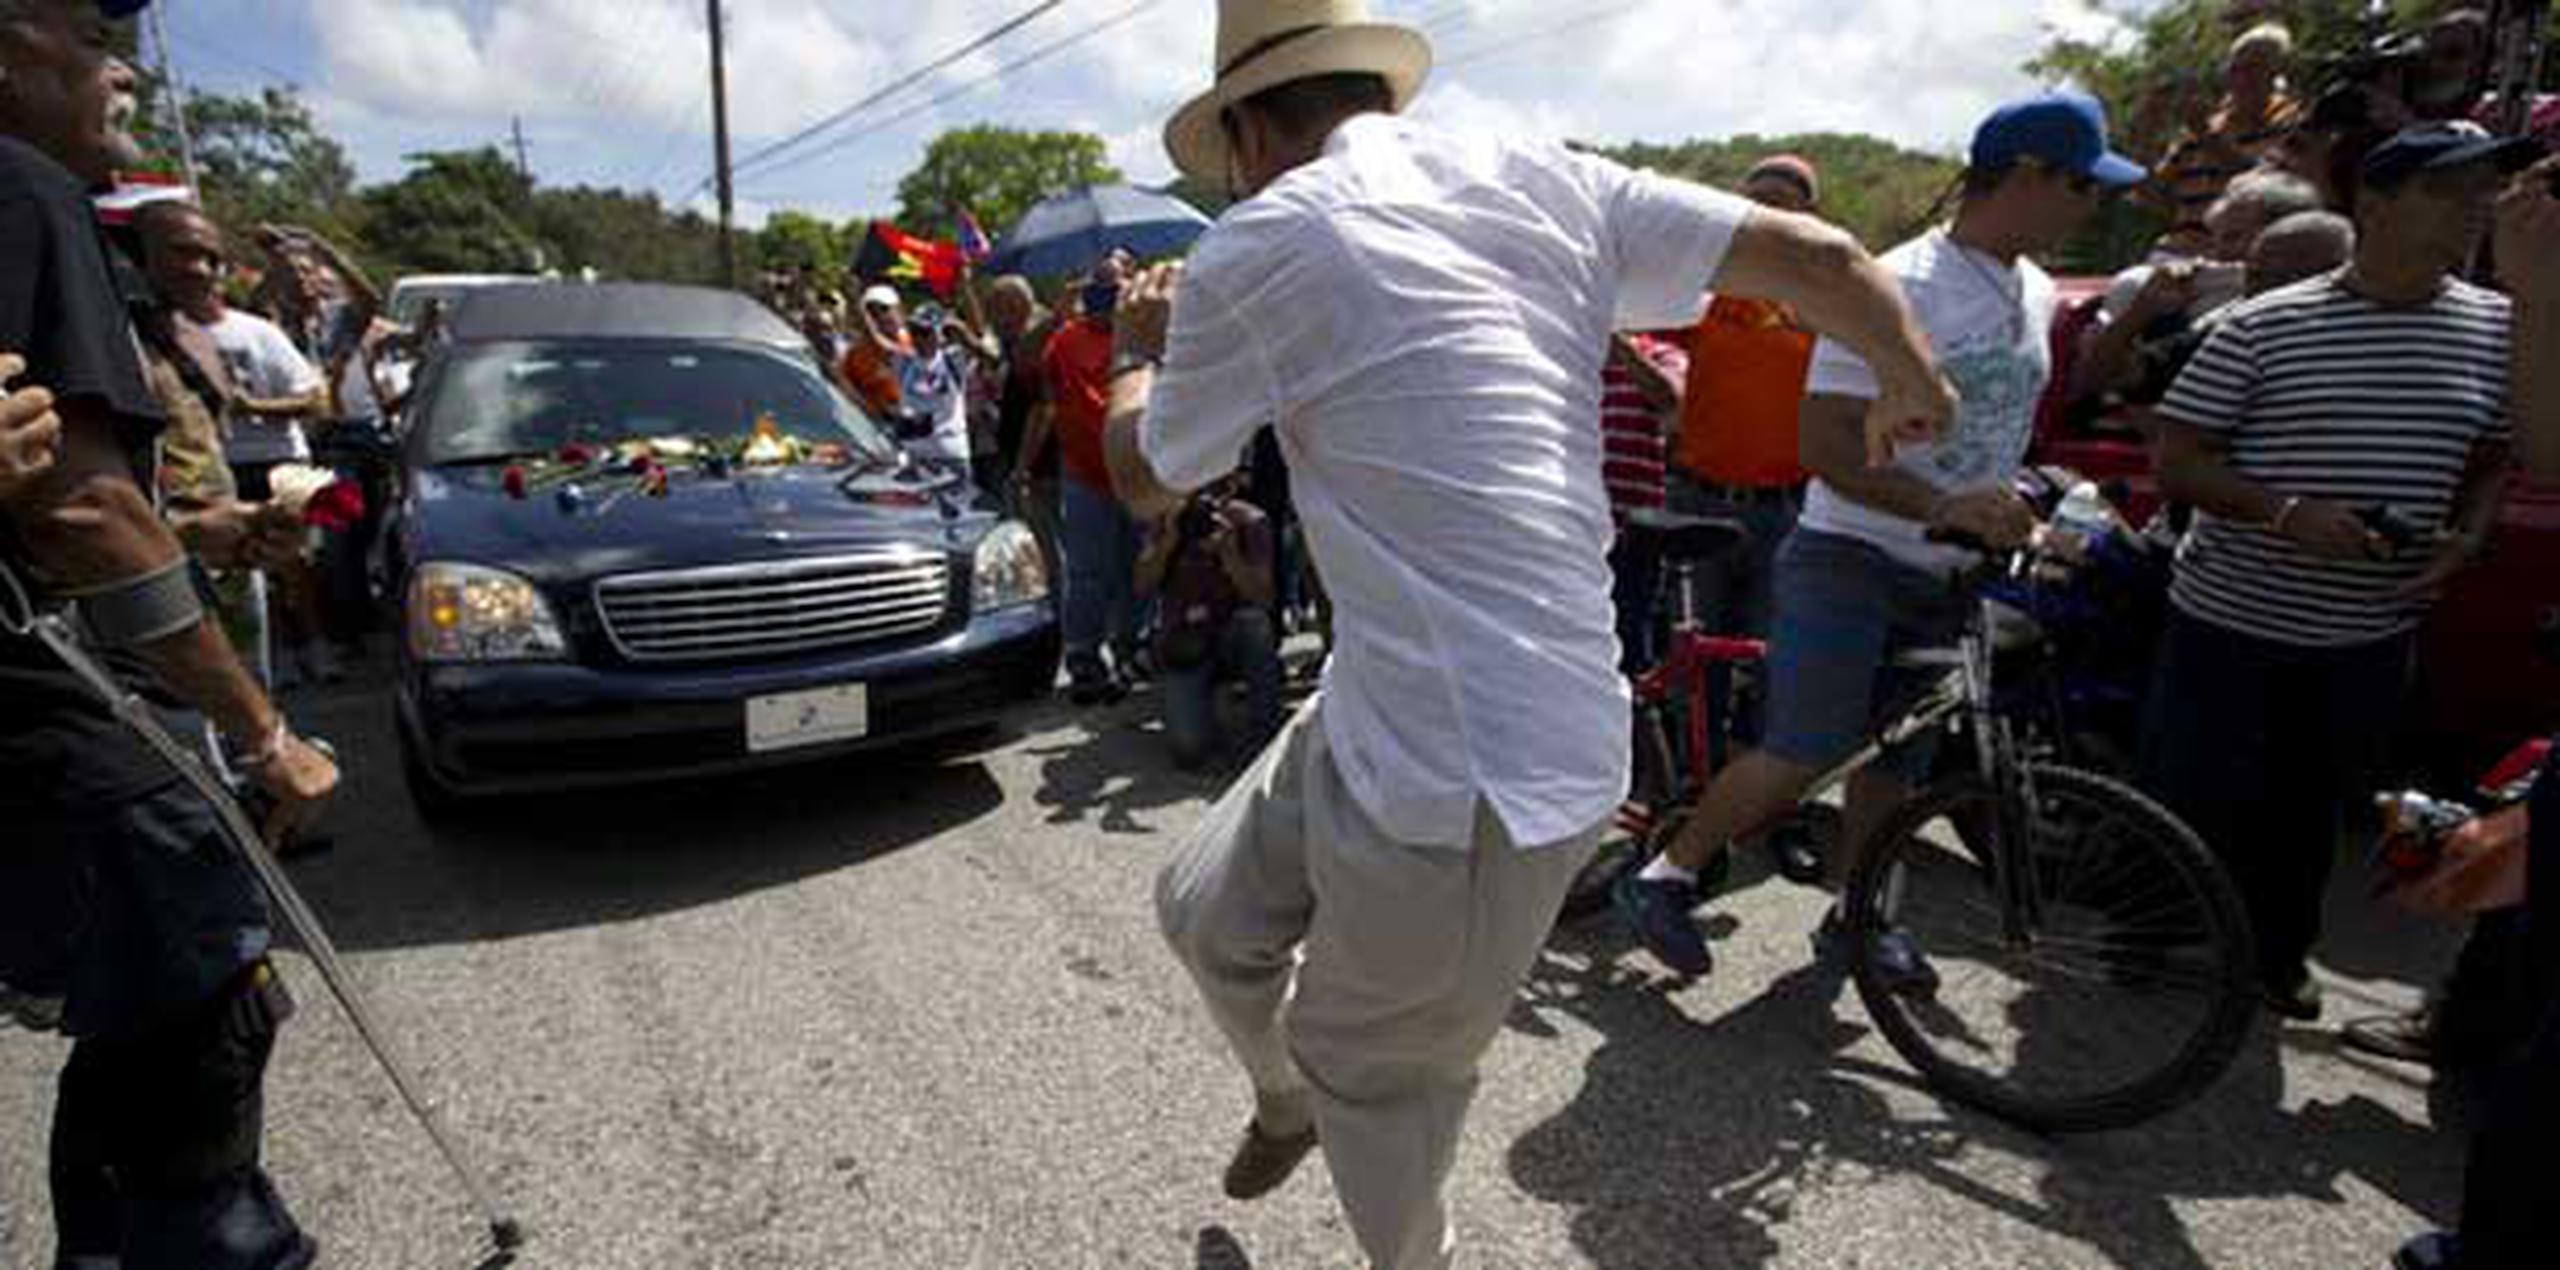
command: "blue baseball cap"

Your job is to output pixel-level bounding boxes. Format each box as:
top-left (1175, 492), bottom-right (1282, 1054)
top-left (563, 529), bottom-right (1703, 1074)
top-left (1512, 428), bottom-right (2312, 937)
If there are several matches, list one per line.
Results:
top-left (2360, 121), bottom-right (2545, 189)
top-left (1971, 92), bottom-right (2147, 189)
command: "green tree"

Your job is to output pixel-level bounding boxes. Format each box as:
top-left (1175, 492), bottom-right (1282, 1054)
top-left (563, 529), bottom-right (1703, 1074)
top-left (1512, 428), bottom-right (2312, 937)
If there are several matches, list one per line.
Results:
top-left (756, 209), bottom-right (846, 278)
top-left (357, 148), bottom-right (546, 275)
top-left (527, 185), bottom-right (729, 285)
top-left (1586, 132), bottom-right (1965, 251)
top-left (2024, 1), bottom-right (2556, 272)
top-left (130, 86), bottom-right (362, 246)
top-left (892, 125), bottom-right (1120, 242)
top-left (185, 89), bottom-right (361, 238)
top-left (2028, 0), bottom-right (2403, 167)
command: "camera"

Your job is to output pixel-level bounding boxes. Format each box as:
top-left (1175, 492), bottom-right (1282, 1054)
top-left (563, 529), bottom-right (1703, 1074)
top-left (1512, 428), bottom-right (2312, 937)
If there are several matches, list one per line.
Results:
top-left (2356, 504), bottom-right (2427, 554)
top-left (1082, 281), bottom-right (1120, 318)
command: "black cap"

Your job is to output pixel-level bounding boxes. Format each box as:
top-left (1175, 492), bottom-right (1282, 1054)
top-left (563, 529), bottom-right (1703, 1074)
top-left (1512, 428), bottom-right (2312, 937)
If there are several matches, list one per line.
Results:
top-left (97, 1), bottom-right (155, 15)
top-left (2361, 121), bottom-right (2545, 187)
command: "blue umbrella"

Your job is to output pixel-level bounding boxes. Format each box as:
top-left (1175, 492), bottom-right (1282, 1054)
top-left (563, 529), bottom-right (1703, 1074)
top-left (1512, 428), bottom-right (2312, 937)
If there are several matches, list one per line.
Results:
top-left (984, 184), bottom-right (1214, 279)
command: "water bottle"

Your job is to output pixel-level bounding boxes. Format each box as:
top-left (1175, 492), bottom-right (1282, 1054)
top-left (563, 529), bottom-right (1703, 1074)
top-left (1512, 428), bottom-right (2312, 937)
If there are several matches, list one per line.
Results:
top-left (2051, 480), bottom-right (2117, 554)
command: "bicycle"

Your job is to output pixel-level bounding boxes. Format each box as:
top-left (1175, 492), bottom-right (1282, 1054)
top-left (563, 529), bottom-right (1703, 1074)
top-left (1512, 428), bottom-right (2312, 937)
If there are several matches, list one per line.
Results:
top-left (1569, 513), bottom-right (2260, 1133)
top-left (1560, 511), bottom-right (1828, 922)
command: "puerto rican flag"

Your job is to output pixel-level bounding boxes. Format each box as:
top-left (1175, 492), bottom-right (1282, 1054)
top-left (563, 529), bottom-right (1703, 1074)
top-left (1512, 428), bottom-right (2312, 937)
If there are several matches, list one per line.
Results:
top-left (953, 208), bottom-right (993, 264)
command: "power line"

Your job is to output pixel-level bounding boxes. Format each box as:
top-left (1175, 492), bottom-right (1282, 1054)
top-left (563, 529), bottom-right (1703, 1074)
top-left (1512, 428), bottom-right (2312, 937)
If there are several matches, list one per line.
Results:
top-left (1440, 0), bottom-right (1670, 72)
top-left (738, 0), bottom-right (1169, 191)
top-left (698, 0), bottom-right (1070, 196)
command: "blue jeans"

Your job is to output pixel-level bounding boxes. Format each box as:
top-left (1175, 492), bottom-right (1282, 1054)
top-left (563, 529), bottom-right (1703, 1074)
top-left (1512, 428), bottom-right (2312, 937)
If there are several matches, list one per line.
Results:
top-left (1060, 479), bottom-right (1139, 670)
top-left (1160, 608), bottom-right (1285, 768)
top-left (1760, 529), bottom-right (1968, 784)
top-left (2135, 609), bottom-right (2410, 991)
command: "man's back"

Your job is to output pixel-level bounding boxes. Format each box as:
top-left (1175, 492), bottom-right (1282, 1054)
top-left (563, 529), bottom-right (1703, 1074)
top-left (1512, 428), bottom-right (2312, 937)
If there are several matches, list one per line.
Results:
top-left (1141, 114), bottom-right (1748, 847)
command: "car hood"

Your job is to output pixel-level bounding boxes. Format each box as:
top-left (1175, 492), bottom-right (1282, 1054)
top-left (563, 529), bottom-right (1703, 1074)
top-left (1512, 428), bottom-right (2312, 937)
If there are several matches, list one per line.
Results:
top-left (406, 461), bottom-right (991, 584)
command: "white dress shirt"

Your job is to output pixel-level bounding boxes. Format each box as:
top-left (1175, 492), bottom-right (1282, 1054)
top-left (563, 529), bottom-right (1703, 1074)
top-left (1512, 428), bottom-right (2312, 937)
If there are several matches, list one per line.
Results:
top-left (1139, 114), bottom-right (1751, 850)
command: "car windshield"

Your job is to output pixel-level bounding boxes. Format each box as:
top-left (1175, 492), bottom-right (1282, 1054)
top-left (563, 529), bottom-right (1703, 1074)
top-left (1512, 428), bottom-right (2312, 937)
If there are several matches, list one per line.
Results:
top-left (418, 340), bottom-right (895, 466)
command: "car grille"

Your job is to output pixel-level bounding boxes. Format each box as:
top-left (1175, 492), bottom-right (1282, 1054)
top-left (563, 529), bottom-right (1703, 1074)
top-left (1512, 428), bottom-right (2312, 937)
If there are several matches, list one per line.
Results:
top-left (593, 551), bottom-right (951, 663)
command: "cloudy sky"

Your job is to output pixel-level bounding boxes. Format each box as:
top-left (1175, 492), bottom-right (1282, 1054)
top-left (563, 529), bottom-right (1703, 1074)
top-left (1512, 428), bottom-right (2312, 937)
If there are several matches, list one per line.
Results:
top-left (151, 0), bottom-right (2148, 226)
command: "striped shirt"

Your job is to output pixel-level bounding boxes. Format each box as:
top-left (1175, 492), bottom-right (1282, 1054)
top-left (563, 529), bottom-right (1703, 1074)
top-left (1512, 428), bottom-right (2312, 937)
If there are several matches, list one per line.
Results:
top-left (1600, 335), bottom-right (1686, 520)
top-left (2148, 95), bottom-right (2299, 255)
top-left (2158, 273), bottom-right (2512, 648)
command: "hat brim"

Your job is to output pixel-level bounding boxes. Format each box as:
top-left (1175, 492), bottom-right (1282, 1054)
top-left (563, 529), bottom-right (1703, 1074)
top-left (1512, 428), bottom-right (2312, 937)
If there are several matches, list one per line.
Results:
top-left (2371, 135), bottom-right (2550, 186)
top-left (2089, 152), bottom-right (2148, 189)
top-left (1164, 25), bottom-right (1433, 186)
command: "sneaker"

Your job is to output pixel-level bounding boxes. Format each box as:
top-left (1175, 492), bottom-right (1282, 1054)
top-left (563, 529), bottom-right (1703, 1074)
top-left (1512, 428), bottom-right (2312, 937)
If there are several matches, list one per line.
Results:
top-left (1813, 908), bottom-right (1941, 996)
top-left (1614, 871), bottom-right (1712, 977)
top-left (2340, 1008), bottom-right (2436, 1066)
top-left (1220, 1118), bottom-right (1318, 1201)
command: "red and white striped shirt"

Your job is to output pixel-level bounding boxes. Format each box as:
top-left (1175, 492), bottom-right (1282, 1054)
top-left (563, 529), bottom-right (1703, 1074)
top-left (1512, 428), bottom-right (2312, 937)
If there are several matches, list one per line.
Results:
top-left (1599, 333), bottom-right (1686, 520)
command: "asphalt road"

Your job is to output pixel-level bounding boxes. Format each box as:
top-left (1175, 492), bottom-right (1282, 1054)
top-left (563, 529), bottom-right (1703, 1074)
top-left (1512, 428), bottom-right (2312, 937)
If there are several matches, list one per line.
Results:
top-left (1, 664), bottom-right (2476, 1269)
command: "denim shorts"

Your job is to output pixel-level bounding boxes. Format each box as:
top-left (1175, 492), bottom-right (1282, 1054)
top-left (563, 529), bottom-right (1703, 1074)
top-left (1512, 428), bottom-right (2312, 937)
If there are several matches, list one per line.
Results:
top-left (1760, 529), bottom-right (1970, 782)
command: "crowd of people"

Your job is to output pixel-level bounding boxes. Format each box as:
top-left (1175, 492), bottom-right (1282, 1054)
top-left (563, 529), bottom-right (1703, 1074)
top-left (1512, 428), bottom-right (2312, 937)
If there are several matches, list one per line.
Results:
top-left (5, 0), bottom-right (2559, 1269)
top-left (761, 244), bottom-right (1305, 770)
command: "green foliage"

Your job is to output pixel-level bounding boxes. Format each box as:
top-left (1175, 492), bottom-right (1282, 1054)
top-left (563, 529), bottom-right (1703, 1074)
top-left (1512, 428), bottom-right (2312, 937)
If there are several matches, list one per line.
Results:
top-left (355, 148), bottom-right (546, 275)
top-left (527, 186), bottom-right (729, 286)
top-left (755, 209), bottom-right (846, 278)
top-left (1586, 133), bottom-right (1965, 251)
top-left (182, 89), bottom-right (361, 239)
top-left (2028, 1), bottom-right (2401, 167)
top-left (892, 125), bottom-right (1121, 241)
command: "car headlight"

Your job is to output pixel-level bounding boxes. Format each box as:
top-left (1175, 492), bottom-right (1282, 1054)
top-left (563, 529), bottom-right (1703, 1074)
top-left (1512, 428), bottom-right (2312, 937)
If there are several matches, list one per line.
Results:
top-left (971, 520), bottom-right (1050, 613)
top-left (407, 562), bottom-right (569, 662)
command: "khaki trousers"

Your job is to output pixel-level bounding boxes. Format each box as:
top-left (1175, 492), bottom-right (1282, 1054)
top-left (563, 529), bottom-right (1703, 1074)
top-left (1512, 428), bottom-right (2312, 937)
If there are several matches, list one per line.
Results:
top-left (1155, 699), bottom-right (1600, 1270)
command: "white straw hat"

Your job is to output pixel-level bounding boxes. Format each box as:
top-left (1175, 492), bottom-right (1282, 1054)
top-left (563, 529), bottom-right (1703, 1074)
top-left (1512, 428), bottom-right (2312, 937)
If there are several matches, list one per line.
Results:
top-left (1163, 0), bottom-right (1432, 184)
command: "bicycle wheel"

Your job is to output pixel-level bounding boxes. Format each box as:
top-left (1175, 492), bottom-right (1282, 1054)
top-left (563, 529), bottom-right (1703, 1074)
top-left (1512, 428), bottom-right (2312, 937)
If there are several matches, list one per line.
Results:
top-left (1842, 763), bottom-right (2256, 1133)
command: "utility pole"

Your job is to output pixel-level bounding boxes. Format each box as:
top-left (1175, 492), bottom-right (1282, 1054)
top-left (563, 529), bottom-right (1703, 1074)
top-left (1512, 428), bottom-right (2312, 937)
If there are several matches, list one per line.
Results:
top-left (511, 115), bottom-right (531, 181)
top-left (146, 3), bottom-right (201, 192)
top-left (708, 0), bottom-right (738, 289)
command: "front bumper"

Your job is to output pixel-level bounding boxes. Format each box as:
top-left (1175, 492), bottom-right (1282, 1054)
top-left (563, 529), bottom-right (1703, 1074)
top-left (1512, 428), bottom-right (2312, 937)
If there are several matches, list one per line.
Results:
top-left (399, 605), bottom-right (1058, 795)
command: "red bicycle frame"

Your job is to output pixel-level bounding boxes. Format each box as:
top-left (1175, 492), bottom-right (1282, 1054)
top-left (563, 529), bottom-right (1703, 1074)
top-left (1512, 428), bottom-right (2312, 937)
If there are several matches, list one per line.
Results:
top-left (1619, 629), bottom-right (1767, 837)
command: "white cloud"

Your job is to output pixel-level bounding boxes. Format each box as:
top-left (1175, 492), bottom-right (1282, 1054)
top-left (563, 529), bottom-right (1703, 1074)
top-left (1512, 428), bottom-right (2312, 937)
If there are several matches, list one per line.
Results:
top-left (295, 0), bottom-right (2156, 213)
top-left (307, 0), bottom-right (893, 139)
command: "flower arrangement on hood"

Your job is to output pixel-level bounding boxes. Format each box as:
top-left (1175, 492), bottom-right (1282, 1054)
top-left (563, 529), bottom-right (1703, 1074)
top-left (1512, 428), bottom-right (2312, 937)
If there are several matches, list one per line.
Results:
top-left (496, 415), bottom-right (860, 509)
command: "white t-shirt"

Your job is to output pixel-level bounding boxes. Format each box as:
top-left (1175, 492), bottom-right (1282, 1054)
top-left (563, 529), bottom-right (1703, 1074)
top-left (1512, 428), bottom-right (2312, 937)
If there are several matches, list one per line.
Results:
top-left (1139, 113), bottom-right (1751, 850)
top-left (898, 347), bottom-right (970, 464)
top-left (1801, 230), bottom-right (2057, 576)
top-left (205, 308), bottom-right (322, 465)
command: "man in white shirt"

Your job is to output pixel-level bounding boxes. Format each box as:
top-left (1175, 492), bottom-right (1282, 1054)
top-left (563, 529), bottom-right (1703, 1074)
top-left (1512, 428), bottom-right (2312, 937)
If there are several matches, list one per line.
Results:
top-left (1101, 5), bottom-right (1955, 1267)
top-left (201, 291), bottom-right (325, 494)
top-left (1619, 94), bottom-right (2144, 985)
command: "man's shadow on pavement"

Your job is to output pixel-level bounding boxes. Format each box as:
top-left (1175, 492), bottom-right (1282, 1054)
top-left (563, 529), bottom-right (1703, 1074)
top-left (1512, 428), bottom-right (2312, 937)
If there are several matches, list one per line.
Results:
top-left (1025, 691), bottom-right (1229, 836)
top-left (1027, 675), bottom-right (1317, 837)
top-left (1507, 911), bottom-right (2459, 1270)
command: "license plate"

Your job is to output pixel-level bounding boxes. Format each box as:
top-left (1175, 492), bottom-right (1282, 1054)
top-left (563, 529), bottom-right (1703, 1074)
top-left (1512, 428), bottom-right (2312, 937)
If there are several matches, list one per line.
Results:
top-left (745, 683), bottom-right (869, 753)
